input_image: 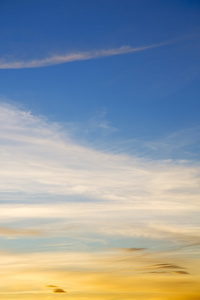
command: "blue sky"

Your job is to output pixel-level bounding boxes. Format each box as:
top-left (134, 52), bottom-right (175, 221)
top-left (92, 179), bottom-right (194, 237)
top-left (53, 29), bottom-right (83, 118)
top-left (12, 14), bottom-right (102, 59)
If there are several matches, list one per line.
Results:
top-left (0, 1), bottom-right (200, 299)
top-left (1, 0), bottom-right (200, 145)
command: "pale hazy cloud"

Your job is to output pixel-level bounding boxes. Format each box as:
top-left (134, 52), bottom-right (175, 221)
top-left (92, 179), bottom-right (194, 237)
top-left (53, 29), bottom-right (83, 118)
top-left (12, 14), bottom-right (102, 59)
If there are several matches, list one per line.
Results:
top-left (0, 102), bottom-right (199, 250)
top-left (0, 251), bottom-right (187, 273)
top-left (0, 102), bottom-right (199, 205)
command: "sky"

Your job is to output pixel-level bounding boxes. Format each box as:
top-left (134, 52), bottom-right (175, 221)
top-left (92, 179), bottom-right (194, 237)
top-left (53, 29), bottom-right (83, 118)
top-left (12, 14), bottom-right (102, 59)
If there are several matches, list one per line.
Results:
top-left (0, 0), bottom-right (200, 299)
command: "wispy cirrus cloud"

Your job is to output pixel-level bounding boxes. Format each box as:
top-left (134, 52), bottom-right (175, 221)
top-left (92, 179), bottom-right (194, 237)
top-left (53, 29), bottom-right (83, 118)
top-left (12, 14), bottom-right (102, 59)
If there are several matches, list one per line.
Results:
top-left (0, 41), bottom-right (169, 69)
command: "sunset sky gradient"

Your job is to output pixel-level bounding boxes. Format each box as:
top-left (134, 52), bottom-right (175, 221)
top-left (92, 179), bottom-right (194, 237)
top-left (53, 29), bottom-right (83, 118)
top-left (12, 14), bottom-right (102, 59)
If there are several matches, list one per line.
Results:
top-left (0, 0), bottom-right (200, 299)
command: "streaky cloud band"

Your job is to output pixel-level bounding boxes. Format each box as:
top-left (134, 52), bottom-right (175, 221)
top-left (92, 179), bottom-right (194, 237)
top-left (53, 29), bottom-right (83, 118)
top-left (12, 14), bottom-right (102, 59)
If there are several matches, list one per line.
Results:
top-left (0, 41), bottom-right (169, 69)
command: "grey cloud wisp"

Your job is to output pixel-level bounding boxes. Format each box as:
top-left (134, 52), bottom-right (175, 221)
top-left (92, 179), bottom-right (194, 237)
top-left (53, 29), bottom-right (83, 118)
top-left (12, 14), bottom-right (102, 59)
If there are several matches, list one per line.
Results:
top-left (0, 41), bottom-right (168, 69)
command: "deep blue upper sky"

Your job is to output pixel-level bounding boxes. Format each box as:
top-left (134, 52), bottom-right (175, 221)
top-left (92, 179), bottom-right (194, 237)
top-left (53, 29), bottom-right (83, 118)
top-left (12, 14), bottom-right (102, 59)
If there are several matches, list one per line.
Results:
top-left (0, 0), bottom-right (200, 146)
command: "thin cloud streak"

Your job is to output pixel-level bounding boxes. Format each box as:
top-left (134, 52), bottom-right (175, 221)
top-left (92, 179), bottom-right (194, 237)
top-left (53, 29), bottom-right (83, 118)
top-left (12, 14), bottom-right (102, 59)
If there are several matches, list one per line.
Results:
top-left (111, 247), bottom-right (147, 252)
top-left (0, 226), bottom-right (42, 237)
top-left (143, 263), bottom-right (186, 270)
top-left (0, 41), bottom-right (169, 69)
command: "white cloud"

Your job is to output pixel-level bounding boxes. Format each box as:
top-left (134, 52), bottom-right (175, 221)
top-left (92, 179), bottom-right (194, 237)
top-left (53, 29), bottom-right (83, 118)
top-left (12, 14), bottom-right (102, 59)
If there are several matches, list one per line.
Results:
top-left (0, 41), bottom-right (169, 69)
